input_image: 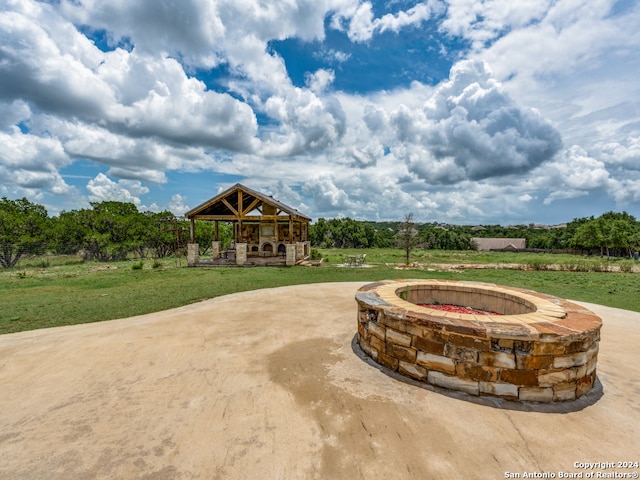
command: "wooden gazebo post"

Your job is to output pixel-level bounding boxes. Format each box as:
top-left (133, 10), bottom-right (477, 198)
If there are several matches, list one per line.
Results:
top-left (289, 217), bottom-right (293, 243)
top-left (237, 190), bottom-right (243, 243)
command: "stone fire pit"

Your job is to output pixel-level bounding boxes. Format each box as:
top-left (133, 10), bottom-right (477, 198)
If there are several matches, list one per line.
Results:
top-left (355, 280), bottom-right (602, 402)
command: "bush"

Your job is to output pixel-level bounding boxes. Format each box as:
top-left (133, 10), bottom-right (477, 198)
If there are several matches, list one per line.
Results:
top-left (619, 260), bottom-right (634, 273)
top-left (526, 258), bottom-right (550, 271)
top-left (592, 259), bottom-right (610, 272)
top-left (558, 261), bottom-right (578, 271)
top-left (131, 261), bottom-right (144, 270)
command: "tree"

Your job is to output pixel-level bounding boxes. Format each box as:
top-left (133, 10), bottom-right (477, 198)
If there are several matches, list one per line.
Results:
top-left (600, 211), bottom-right (638, 257)
top-left (0, 197), bottom-right (50, 268)
top-left (572, 217), bottom-right (604, 255)
top-left (194, 220), bottom-right (216, 255)
top-left (55, 201), bottom-right (145, 261)
top-left (371, 223), bottom-right (395, 248)
top-left (310, 218), bottom-right (330, 247)
top-left (396, 213), bottom-right (420, 264)
top-left (144, 213), bottom-right (186, 259)
top-left (570, 212), bottom-right (640, 257)
top-left (51, 210), bottom-right (85, 255)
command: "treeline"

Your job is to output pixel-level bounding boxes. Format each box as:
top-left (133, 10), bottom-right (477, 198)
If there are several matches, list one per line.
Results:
top-left (0, 197), bottom-right (230, 268)
top-left (309, 212), bottom-right (640, 256)
top-left (1, 196), bottom-right (639, 268)
top-left (309, 217), bottom-right (473, 249)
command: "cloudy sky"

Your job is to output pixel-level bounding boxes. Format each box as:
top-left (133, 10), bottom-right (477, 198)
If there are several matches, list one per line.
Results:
top-left (1, 0), bottom-right (639, 225)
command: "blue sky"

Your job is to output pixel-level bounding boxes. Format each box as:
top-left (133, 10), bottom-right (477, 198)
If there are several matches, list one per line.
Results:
top-left (1, 0), bottom-right (639, 225)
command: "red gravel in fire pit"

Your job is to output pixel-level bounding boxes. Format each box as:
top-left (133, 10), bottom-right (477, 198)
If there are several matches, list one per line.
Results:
top-left (417, 304), bottom-right (503, 315)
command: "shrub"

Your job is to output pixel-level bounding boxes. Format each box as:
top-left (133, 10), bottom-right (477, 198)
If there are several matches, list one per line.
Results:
top-left (310, 248), bottom-right (323, 260)
top-left (592, 259), bottom-right (610, 272)
top-left (574, 260), bottom-right (592, 272)
top-left (131, 261), bottom-right (144, 270)
top-left (619, 260), bottom-right (634, 273)
top-left (526, 258), bottom-right (550, 271)
top-left (558, 261), bottom-right (576, 271)
top-left (37, 259), bottom-right (50, 269)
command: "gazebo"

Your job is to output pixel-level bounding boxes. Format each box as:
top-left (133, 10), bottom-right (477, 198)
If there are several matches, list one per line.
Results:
top-left (184, 183), bottom-right (311, 266)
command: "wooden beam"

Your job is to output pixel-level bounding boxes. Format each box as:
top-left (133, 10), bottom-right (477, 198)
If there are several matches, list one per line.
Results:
top-left (221, 198), bottom-right (238, 215)
top-left (243, 214), bottom-right (281, 221)
top-left (238, 190), bottom-right (243, 242)
top-left (190, 218), bottom-right (195, 243)
top-left (192, 215), bottom-right (237, 221)
top-left (192, 214), bottom-right (310, 223)
top-left (242, 198), bottom-right (261, 216)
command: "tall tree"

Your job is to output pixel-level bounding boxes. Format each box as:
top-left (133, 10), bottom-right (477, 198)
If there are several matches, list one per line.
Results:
top-left (570, 212), bottom-right (639, 257)
top-left (51, 210), bottom-right (85, 255)
top-left (144, 213), bottom-right (186, 259)
top-left (309, 218), bottom-right (330, 247)
top-left (572, 217), bottom-right (604, 255)
top-left (396, 213), bottom-right (420, 264)
top-left (0, 197), bottom-right (50, 268)
top-left (59, 201), bottom-right (144, 261)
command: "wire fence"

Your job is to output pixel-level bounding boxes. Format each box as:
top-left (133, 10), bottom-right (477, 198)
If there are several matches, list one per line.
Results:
top-left (0, 242), bottom-right (188, 267)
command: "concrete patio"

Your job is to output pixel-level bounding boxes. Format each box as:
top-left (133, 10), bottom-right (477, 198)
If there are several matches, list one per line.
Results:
top-left (0, 282), bottom-right (638, 479)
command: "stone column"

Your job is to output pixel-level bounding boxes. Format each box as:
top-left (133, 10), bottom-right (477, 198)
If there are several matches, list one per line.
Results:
top-left (236, 243), bottom-right (247, 266)
top-left (285, 244), bottom-right (296, 266)
top-left (187, 243), bottom-right (199, 266)
top-left (301, 241), bottom-right (310, 258)
top-left (212, 241), bottom-right (221, 259)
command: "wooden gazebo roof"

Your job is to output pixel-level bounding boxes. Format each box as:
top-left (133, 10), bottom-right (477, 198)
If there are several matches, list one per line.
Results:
top-left (185, 183), bottom-right (311, 223)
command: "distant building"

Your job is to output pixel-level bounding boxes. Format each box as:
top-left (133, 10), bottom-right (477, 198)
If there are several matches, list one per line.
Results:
top-left (472, 238), bottom-right (526, 251)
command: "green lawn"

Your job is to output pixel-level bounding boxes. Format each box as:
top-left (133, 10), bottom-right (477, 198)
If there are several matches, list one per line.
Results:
top-left (1, 251), bottom-right (639, 335)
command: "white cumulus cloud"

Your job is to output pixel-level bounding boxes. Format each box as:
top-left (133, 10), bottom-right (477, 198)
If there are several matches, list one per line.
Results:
top-left (391, 60), bottom-right (562, 184)
top-left (86, 173), bottom-right (149, 205)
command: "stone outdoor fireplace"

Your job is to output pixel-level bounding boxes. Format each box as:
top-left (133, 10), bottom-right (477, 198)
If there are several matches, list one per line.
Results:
top-left (355, 280), bottom-right (602, 403)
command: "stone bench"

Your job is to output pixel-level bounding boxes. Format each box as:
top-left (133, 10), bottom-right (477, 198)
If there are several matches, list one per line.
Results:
top-left (355, 280), bottom-right (602, 403)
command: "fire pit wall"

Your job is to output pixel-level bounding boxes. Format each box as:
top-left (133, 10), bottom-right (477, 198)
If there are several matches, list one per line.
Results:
top-left (356, 280), bottom-right (602, 403)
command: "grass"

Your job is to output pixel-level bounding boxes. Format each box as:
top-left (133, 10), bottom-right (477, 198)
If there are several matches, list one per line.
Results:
top-left (1, 251), bottom-right (639, 335)
top-left (318, 247), bottom-right (638, 270)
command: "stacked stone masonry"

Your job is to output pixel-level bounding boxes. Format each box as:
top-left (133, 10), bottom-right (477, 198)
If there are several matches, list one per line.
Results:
top-left (356, 280), bottom-right (602, 403)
